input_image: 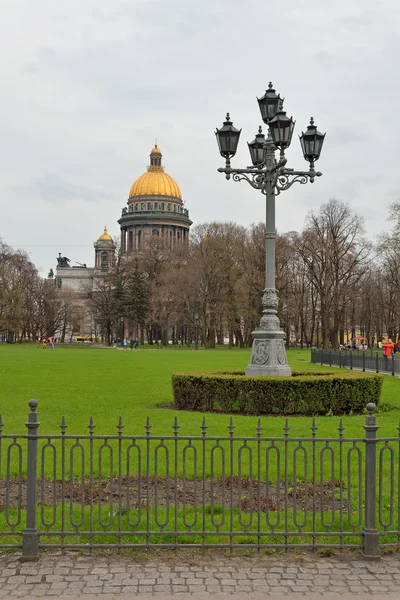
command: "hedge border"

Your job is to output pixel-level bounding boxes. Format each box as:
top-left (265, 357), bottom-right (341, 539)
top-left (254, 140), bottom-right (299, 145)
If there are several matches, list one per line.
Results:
top-left (172, 370), bottom-right (383, 416)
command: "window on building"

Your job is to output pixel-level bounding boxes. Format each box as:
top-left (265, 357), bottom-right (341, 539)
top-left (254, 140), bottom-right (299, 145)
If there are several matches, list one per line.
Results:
top-left (129, 231), bottom-right (133, 250)
top-left (152, 229), bottom-right (159, 236)
top-left (141, 203), bottom-right (145, 210)
top-left (174, 204), bottom-right (177, 212)
top-left (154, 202), bottom-right (158, 210)
top-left (161, 203), bottom-right (164, 210)
top-left (135, 204), bottom-right (138, 211)
top-left (148, 202), bottom-right (151, 210)
top-left (101, 252), bottom-right (109, 269)
top-left (168, 204), bottom-right (171, 211)
top-left (137, 230), bottom-right (142, 251)
top-left (56, 278), bottom-right (62, 288)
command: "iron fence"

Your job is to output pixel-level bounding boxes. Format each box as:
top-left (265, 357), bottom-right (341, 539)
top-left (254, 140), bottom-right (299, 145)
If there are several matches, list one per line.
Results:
top-left (0, 400), bottom-right (398, 559)
top-left (311, 348), bottom-right (400, 375)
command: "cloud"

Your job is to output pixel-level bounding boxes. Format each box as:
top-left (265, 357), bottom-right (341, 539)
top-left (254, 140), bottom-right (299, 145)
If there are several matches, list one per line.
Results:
top-left (0, 0), bottom-right (399, 274)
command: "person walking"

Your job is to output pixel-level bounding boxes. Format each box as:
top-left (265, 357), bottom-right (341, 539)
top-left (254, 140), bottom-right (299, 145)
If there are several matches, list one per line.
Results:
top-left (383, 338), bottom-right (395, 357)
top-left (48, 336), bottom-right (54, 349)
top-left (123, 338), bottom-right (127, 350)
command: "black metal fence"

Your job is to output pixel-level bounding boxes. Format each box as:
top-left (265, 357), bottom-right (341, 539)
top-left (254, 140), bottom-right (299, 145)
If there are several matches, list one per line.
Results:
top-left (1, 400), bottom-right (398, 559)
top-left (311, 348), bottom-right (400, 376)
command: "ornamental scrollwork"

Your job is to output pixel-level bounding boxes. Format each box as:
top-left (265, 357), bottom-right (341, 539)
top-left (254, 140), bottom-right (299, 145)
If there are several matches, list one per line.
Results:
top-left (252, 340), bottom-right (270, 365)
top-left (276, 340), bottom-right (287, 365)
top-left (275, 173), bottom-right (309, 195)
top-left (232, 172), bottom-right (266, 191)
top-left (262, 288), bottom-right (279, 311)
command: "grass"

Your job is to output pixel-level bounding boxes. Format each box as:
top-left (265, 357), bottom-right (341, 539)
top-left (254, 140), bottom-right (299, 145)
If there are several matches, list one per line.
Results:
top-left (0, 343), bottom-right (397, 437)
top-left (0, 343), bottom-right (398, 547)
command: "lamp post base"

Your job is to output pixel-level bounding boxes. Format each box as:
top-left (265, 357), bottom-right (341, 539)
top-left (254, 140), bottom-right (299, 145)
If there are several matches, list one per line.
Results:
top-left (246, 331), bottom-right (292, 377)
top-left (245, 289), bottom-right (292, 377)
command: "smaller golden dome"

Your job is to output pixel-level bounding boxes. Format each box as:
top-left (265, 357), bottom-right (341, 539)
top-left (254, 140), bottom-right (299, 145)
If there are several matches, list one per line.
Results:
top-left (151, 145), bottom-right (161, 155)
top-left (98, 227), bottom-right (112, 241)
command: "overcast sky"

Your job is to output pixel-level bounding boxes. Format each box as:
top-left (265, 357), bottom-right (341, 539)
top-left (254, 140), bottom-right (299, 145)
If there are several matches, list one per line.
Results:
top-left (1, 0), bottom-right (399, 274)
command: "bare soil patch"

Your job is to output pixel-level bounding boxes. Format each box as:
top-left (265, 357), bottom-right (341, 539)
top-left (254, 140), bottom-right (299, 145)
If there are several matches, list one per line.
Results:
top-left (0, 476), bottom-right (346, 512)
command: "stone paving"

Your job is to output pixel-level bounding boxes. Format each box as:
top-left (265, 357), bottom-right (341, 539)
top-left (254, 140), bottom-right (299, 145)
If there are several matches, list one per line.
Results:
top-left (1, 551), bottom-right (400, 598)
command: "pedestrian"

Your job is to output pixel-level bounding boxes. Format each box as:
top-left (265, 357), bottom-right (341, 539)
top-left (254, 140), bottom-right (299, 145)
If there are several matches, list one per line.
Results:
top-left (42, 337), bottom-right (47, 350)
top-left (130, 339), bottom-right (134, 350)
top-left (123, 338), bottom-right (127, 349)
top-left (135, 339), bottom-right (139, 349)
top-left (382, 338), bottom-right (395, 357)
top-left (48, 336), bottom-right (54, 349)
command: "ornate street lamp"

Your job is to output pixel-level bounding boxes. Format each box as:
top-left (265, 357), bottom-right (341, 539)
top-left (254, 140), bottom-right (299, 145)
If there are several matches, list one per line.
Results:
top-left (257, 82), bottom-right (281, 124)
top-left (248, 126), bottom-right (266, 166)
top-left (215, 113), bottom-right (241, 170)
top-left (215, 84), bottom-right (325, 376)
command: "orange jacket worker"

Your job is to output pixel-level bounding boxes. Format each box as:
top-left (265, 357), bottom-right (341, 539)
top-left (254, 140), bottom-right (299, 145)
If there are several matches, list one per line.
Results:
top-left (383, 339), bottom-right (395, 357)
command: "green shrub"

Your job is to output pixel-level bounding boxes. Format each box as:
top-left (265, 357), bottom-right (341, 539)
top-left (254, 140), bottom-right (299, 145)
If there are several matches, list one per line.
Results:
top-left (172, 370), bottom-right (383, 416)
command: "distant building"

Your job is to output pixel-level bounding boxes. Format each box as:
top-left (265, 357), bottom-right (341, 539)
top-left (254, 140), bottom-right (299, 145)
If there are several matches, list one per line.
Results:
top-left (118, 144), bottom-right (192, 252)
top-left (51, 143), bottom-right (192, 337)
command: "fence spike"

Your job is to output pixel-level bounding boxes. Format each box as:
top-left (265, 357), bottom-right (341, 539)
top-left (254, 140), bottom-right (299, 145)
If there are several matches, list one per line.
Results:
top-left (145, 417), bottom-right (152, 435)
top-left (256, 418), bottom-right (262, 437)
top-left (60, 416), bottom-right (67, 434)
top-left (228, 417), bottom-right (235, 436)
top-left (88, 416), bottom-right (95, 434)
top-left (172, 416), bottom-right (180, 435)
top-left (311, 418), bottom-right (317, 437)
top-left (201, 417), bottom-right (207, 436)
top-left (117, 416), bottom-right (124, 435)
top-left (284, 418), bottom-right (290, 437)
top-left (338, 418), bottom-right (345, 437)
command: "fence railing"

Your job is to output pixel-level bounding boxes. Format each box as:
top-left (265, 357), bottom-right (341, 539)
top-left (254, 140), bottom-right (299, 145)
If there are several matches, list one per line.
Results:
top-left (0, 400), bottom-right (398, 558)
top-left (311, 348), bottom-right (400, 376)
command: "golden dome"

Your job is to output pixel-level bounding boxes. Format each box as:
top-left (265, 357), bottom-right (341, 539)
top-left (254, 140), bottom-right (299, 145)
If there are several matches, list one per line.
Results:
top-left (129, 144), bottom-right (182, 199)
top-left (129, 171), bottom-right (182, 199)
top-left (98, 227), bottom-right (112, 241)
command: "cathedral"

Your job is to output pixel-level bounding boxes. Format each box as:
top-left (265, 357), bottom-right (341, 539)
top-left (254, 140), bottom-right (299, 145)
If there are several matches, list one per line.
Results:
top-left (53, 144), bottom-right (192, 333)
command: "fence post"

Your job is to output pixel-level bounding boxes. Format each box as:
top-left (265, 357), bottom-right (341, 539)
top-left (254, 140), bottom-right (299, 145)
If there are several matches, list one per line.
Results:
top-left (363, 403), bottom-right (380, 559)
top-left (392, 354), bottom-right (395, 376)
top-left (22, 400), bottom-right (40, 560)
top-left (376, 353), bottom-right (379, 373)
top-left (350, 351), bottom-right (353, 370)
top-left (320, 349), bottom-right (323, 366)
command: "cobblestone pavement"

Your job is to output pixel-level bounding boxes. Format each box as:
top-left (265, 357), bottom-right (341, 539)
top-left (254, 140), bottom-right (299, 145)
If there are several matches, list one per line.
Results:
top-left (1, 552), bottom-right (400, 598)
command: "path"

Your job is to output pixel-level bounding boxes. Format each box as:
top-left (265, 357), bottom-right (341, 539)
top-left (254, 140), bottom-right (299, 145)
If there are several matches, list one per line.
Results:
top-left (0, 551), bottom-right (400, 598)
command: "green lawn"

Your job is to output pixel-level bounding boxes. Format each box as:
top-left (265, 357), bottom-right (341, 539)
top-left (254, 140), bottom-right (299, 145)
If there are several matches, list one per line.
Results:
top-left (0, 343), bottom-right (398, 547)
top-left (0, 343), bottom-right (397, 438)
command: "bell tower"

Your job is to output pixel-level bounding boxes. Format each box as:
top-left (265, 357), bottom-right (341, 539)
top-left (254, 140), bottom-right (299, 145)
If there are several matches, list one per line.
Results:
top-left (94, 227), bottom-right (115, 271)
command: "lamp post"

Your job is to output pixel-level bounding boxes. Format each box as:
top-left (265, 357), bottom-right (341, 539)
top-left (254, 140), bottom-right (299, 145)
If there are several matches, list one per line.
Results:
top-left (215, 83), bottom-right (325, 376)
top-left (195, 314), bottom-right (199, 350)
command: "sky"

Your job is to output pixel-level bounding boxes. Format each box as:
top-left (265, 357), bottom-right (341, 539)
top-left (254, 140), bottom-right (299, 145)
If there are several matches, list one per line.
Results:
top-left (1, 0), bottom-right (399, 275)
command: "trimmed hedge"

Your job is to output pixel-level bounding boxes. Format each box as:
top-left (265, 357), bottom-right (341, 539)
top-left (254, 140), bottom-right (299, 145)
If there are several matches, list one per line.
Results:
top-left (172, 370), bottom-right (383, 416)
